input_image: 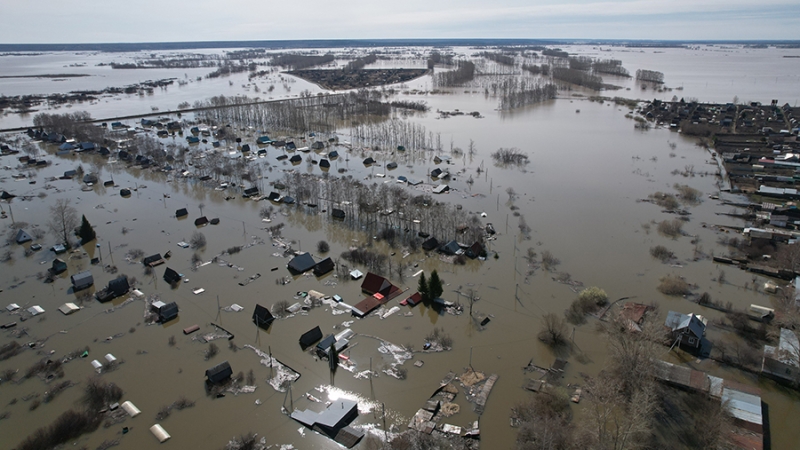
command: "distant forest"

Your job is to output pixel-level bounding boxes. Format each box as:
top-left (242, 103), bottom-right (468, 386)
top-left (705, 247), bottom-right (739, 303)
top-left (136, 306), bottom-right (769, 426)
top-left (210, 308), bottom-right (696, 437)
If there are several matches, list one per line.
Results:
top-left (2, 39), bottom-right (799, 52)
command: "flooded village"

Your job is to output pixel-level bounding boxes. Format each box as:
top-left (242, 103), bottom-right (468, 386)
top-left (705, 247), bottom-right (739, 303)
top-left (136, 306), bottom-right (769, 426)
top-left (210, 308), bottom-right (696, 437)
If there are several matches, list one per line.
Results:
top-left (1, 42), bottom-right (800, 450)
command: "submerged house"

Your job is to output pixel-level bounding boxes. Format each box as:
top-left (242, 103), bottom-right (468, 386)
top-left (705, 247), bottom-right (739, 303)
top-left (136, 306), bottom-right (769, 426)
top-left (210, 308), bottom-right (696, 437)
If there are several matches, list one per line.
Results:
top-left (243, 187), bottom-right (259, 198)
top-left (95, 276), bottom-right (130, 303)
top-left (299, 326), bottom-right (323, 350)
top-left (664, 311), bottom-right (706, 350)
top-left (50, 258), bottom-right (67, 275)
top-left (762, 328), bottom-right (800, 385)
top-left (143, 253), bottom-right (165, 267)
top-left (361, 272), bottom-right (396, 297)
top-left (465, 241), bottom-right (485, 259)
top-left (206, 361), bottom-right (233, 384)
top-left (439, 240), bottom-right (463, 256)
top-left (288, 252), bottom-right (316, 275)
top-left (175, 208), bottom-right (188, 218)
top-left (316, 334), bottom-right (350, 358)
top-left (421, 237), bottom-right (439, 251)
top-left (156, 302), bottom-right (179, 323)
top-left (164, 267), bottom-right (181, 285)
top-left (252, 304), bottom-right (275, 329)
top-left (332, 209), bottom-right (346, 220)
top-left (71, 271), bottom-right (94, 291)
top-left (313, 257), bottom-right (335, 277)
top-left (290, 399), bottom-right (364, 448)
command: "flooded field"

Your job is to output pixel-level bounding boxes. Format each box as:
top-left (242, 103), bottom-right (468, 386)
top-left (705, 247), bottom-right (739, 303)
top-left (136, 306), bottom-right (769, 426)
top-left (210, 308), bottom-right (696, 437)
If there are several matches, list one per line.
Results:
top-left (1, 43), bottom-right (800, 449)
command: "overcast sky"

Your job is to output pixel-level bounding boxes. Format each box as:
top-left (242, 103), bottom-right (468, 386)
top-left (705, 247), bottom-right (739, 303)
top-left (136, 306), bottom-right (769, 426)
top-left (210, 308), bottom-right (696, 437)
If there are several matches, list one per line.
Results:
top-left (1, 0), bottom-right (798, 43)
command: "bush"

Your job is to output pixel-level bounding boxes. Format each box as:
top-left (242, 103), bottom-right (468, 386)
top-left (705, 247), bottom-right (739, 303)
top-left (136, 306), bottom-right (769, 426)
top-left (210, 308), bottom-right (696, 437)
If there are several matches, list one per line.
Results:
top-left (317, 240), bottom-right (330, 253)
top-left (578, 287), bottom-right (608, 306)
top-left (657, 219), bottom-right (683, 238)
top-left (650, 245), bottom-right (675, 262)
top-left (674, 184), bottom-right (701, 204)
top-left (648, 192), bottom-right (680, 210)
top-left (565, 287), bottom-right (608, 324)
top-left (204, 343), bottom-right (219, 361)
top-left (658, 274), bottom-right (692, 296)
top-left (190, 231), bottom-right (207, 249)
top-left (541, 250), bottom-right (560, 271)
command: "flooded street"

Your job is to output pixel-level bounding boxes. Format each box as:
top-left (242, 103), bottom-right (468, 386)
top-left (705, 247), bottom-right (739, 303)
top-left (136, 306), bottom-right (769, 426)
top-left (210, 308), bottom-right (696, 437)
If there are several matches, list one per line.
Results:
top-left (1, 44), bottom-right (800, 449)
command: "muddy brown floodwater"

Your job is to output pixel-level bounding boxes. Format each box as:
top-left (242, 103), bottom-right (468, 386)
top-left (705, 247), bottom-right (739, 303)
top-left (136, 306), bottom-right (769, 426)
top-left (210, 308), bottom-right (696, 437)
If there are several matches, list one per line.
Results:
top-left (1, 45), bottom-right (800, 450)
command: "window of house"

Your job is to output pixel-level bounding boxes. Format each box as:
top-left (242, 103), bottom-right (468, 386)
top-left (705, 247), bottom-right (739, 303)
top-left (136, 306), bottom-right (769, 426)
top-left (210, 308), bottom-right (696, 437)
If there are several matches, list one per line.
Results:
top-left (688, 337), bottom-right (696, 345)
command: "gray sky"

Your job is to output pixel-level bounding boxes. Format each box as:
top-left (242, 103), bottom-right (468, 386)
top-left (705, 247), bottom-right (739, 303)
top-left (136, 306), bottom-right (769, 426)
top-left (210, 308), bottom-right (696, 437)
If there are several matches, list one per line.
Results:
top-left (1, 0), bottom-right (798, 43)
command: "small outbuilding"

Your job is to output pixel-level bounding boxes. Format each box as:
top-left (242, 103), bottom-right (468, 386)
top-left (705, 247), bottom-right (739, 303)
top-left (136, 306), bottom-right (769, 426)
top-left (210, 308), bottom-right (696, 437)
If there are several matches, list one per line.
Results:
top-left (332, 208), bottom-right (346, 220)
top-left (175, 208), bottom-right (188, 218)
top-left (252, 304), bottom-right (275, 329)
top-left (243, 187), bottom-right (259, 198)
top-left (59, 303), bottom-right (79, 315)
top-left (194, 216), bottom-right (209, 226)
top-left (71, 271), bottom-right (94, 291)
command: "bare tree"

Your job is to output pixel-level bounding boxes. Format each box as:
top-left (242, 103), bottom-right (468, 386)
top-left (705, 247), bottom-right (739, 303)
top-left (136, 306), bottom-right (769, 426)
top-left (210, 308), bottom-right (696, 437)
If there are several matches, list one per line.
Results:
top-left (48, 199), bottom-right (78, 245)
top-left (538, 313), bottom-right (568, 347)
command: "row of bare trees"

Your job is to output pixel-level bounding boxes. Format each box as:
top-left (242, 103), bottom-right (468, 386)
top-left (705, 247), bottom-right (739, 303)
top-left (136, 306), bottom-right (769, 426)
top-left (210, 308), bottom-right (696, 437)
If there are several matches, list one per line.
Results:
top-left (276, 171), bottom-right (486, 246)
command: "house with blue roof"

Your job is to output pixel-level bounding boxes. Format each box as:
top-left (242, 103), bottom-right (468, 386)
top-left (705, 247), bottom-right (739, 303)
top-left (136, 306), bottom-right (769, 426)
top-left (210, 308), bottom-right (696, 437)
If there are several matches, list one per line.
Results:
top-left (665, 311), bottom-right (706, 350)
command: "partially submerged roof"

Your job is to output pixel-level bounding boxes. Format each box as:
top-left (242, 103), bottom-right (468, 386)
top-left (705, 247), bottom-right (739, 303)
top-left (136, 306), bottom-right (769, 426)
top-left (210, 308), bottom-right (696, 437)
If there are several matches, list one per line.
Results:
top-left (288, 252), bottom-right (316, 274)
top-left (15, 229), bottom-right (32, 244)
top-left (175, 208), bottom-right (188, 218)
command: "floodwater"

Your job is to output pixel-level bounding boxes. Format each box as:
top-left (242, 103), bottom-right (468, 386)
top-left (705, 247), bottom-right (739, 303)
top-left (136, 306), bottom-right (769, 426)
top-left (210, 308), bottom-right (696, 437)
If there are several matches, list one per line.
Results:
top-left (1, 45), bottom-right (800, 449)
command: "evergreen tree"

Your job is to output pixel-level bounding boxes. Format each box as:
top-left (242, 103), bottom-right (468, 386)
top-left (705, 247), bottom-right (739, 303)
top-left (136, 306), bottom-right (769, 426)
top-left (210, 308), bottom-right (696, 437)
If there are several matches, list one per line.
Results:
top-left (428, 270), bottom-right (443, 300)
top-left (418, 272), bottom-right (429, 303)
top-left (78, 215), bottom-right (96, 243)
